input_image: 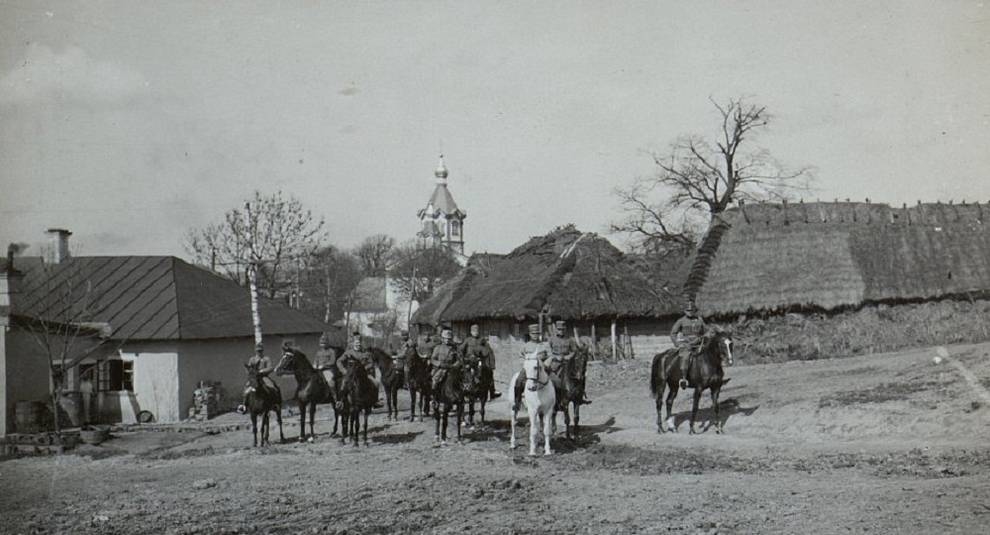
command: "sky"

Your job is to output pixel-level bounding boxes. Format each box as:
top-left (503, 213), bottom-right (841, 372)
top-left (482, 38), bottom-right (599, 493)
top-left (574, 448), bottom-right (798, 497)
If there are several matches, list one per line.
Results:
top-left (1, 1), bottom-right (988, 260)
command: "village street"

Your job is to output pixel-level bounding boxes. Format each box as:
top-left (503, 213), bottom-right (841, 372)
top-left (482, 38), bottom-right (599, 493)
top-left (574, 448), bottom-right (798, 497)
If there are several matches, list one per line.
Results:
top-left (3, 342), bottom-right (990, 534)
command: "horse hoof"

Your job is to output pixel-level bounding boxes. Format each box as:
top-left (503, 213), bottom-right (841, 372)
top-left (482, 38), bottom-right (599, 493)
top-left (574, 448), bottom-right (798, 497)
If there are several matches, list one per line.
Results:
top-left (544, 451), bottom-right (553, 456)
top-left (528, 451), bottom-right (537, 457)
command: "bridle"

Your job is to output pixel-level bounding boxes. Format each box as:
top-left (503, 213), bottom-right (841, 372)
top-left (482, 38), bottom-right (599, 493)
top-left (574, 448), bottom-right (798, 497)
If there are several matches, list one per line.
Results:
top-left (523, 353), bottom-right (549, 387)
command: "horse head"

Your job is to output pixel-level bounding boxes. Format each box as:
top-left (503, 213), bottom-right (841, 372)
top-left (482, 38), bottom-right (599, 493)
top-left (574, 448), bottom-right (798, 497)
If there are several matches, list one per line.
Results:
top-left (571, 345), bottom-right (590, 381)
top-left (273, 349), bottom-right (298, 376)
top-left (522, 351), bottom-right (550, 389)
top-left (244, 362), bottom-right (264, 389)
top-left (707, 328), bottom-right (734, 367)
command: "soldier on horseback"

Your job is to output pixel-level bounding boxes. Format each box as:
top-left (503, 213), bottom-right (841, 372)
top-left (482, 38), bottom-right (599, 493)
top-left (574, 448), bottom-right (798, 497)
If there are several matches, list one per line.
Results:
top-left (512, 323), bottom-right (553, 411)
top-left (238, 342), bottom-right (282, 413)
top-left (398, 329), bottom-right (419, 377)
top-left (430, 327), bottom-right (461, 392)
top-left (337, 332), bottom-right (384, 408)
top-left (671, 300), bottom-right (707, 389)
top-left (546, 320), bottom-right (591, 405)
top-left (314, 333), bottom-right (340, 392)
top-left (458, 324), bottom-right (501, 399)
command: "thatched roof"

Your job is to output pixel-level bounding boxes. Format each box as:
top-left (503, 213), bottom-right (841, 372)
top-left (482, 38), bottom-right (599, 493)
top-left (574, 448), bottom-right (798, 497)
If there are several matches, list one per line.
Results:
top-left (687, 201), bottom-right (990, 316)
top-left (412, 226), bottom-right (680, 324)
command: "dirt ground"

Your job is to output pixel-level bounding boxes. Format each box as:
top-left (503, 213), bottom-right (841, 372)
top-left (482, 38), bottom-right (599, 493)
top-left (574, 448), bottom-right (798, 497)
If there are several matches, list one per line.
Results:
top-left (3, 343), bottom-right (990, 534)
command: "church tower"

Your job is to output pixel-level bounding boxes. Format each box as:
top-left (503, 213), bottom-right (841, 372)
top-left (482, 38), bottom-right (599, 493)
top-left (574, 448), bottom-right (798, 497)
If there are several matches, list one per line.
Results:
top-left (417, 155), bottom-right (466, 256)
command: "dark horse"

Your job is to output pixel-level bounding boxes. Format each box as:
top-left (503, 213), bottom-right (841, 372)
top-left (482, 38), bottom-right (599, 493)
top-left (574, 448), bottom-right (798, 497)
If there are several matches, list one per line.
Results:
top-left (432, 364), bottom-right (478, 445)
top-left (243, 363), bottom-right (285, 447)
top-left (650, 329), bottom-right (734, 434)
top-left (554, 345), bottom-right (590, 440)
top-left (274, 347), bottom-right (341, 442)
top-left (339, 358), bottom-right (379, 446)
top-left (406, 346), bottom-right (432, 422)
top-left (371, 347), bottom-right (404, 421)
top-left (462, 357), bottom-right (491, 428)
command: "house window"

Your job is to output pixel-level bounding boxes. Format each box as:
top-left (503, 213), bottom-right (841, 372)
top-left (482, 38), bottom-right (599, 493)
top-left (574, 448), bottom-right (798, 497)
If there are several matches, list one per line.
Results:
top-left (451, 219), bottom-right (461, 237)
top-left (95, 360), bottom-right (133, 392)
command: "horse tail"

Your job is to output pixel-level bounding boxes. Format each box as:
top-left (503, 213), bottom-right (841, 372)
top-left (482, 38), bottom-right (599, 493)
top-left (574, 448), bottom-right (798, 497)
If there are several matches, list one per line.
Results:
top-left (649, 352), bottom-right (663, 398)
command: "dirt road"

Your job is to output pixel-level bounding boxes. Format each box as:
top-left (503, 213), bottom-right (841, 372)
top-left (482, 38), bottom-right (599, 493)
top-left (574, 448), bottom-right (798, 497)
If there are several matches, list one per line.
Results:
top-left (3, 343), bottom-right (989, 534)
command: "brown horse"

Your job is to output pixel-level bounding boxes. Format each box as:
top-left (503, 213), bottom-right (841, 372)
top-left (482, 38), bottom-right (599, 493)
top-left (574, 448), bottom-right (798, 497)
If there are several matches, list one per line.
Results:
top-left (554, 345), bottom-right (590, 440)
top-left (371, 347), bottom-right (404, 421)
top-left (243, 363), bottom-right (284, 447)
top-left (274, 347), bottom-right (341, 442)
top-left (462, 355), bottom-right (493, 428)
top-left (339, 358), bottom-right (379, 446)
top-left (406, 345), bottom-right (432, 421)
top-left (650, 329), bottom-right (734, 434)
top-left (432, 363), bottom-right (477, 445)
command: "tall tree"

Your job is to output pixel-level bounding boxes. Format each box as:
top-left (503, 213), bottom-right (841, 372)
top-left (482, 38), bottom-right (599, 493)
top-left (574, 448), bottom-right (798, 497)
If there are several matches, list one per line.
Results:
top-left (389, 242), bottom-right (461, 302)
top-left (184, 190), bottom-right (326, 300)
top-left (292, 245), bottom-right (363, 324)
top-left (354, 234), bottom-right (395, 277)
top-left (612, 97), bottom-right (811, 255)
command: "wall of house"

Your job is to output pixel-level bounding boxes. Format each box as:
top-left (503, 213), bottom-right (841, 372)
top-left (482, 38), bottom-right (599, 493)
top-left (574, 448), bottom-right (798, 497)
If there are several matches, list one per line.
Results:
top-left (175, 334), bottom-right (322, 420)
top-left (2, 328), bottom-right (62, 434)
top-left (120, 341), bottom-right (180, 423)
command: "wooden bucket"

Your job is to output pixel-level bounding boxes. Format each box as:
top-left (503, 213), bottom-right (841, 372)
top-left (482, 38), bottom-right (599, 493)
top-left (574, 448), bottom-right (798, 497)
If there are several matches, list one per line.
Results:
top-left (14, 401), bottom-right (47, 433)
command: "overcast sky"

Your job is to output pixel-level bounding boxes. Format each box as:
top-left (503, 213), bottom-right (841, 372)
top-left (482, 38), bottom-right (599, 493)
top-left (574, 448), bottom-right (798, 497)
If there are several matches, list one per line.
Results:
top-left (1, 1), bottom-right (988, 259)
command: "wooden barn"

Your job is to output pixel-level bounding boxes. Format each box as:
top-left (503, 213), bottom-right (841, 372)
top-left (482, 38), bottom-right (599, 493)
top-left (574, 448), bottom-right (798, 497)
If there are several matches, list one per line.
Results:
top-left (685, 200), bottom-right (990, 316)
top-left (411, 225), bottom-right (682, 373)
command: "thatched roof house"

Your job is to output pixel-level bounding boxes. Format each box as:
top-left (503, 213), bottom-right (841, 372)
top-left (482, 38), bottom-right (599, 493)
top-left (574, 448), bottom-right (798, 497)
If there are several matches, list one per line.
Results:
top-left (687, 201), bottom-right (990, 317)
top-left (412, 225), bottom-right (679, 326)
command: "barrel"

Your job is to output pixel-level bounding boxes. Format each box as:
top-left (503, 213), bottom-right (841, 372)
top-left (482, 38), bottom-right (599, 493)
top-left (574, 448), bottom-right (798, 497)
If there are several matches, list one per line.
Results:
top-left (58, 391), bottom-right (84, 427)
top-left (15, 401), bottom-right (47, 433)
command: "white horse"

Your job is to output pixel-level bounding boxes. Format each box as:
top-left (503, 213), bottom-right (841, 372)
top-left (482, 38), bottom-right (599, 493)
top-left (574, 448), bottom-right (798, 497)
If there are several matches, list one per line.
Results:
top-left (509, 351), bottom-right (557, 456)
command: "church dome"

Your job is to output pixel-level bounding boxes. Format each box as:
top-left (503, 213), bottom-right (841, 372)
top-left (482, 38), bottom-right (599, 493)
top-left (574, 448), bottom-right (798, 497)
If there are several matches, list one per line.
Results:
top-left (434, 156), bottom-right (448, 180)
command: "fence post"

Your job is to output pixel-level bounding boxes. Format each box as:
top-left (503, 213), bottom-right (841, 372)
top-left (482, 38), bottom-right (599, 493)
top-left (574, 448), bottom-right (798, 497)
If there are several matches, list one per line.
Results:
top-left (611, 318), bottom-right (617, 361)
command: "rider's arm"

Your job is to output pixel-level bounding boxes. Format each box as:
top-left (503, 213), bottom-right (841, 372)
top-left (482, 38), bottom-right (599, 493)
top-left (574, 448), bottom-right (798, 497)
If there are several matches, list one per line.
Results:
top-left (670, 318), bottom-right (685, 345)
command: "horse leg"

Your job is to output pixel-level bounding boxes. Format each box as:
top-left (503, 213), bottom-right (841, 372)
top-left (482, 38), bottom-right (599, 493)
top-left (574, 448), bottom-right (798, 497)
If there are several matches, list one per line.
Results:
top-left (542, 408), bottom-right (554, 456)
top-left (275, 403), bottom-right (284, 442)
top-left (363, 409), bottom-right (370, 447)
top-left (711, 386), bottom-right (722, 434)
top-left (563, 405), bottom-right (571, 440)
top-left (298, 401), bottom-right (307, 443)
top-left (408, 388), bottom-right (416, 422)
top-left (248, 409), bottom-right (258, 448)
top-left (262, 411), bottom-right (270, 446)
top-left (433, 403), bottom-right (441, 445)
top-left (689, 387), bottom-right (702, 434)
top-left (309, 402), bottom-right (317, 441)
top-left (665, 386), bottom-right (678, 432)
top-left (510, 402), bottom-right (518, 450)
top-left (573, 401), bottom-right (580, 437)
top-left (529, 410), bottom-right (539, 456)
top-left (455, 403), bottom-right (463, 443)
top-left (656, 381), bottom-right (666, 433)
top-left (480, 397), bottom-right (486, 425)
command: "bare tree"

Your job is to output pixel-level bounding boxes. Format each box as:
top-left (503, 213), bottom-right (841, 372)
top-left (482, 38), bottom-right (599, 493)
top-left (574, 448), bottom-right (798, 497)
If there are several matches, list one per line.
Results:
top-left (389, 242), bottom-right (461, 302)
top-left (14, 255), bottom-right (114, 434)
top-left (292, 245), bottom-right (363, 324)
top-left (184, 190), bottom-right (326, 299)
top-left (612, 97), bottom-right (812, 254)
top-left (354, 234), bottom-right (395, 277)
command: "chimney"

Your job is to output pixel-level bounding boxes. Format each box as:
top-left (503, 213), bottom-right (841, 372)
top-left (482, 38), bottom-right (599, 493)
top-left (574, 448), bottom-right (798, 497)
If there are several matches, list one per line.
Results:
top-left (46, 228), bottom-right (72, 264)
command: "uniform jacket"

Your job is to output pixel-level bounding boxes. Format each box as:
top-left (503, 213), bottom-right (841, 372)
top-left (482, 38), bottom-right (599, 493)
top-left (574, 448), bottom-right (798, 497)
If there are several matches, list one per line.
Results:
top-left (547, 334), bottom-right (578, 359)
top-left (459, 335), bottom-right (495, 368)
top-left (430, 343), bottom-right (461, 370)
top-left (337, 348), bottom-right (375, 375)
top-left (247, 355), bottom-right (274, 375)
top-left (670, 315), bottom-right (706, 345)
top-left (314, 347), bottom-right (338, 371)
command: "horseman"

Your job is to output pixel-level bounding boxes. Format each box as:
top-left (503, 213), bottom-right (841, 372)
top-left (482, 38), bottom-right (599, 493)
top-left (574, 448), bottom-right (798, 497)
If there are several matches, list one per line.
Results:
top-left (670, 300), bottom-right (707, 389)
top-left (458, 324), bottom-right (501, 399)
top-left (546, 320), bottom-right (591, 405)
top-left (397, 329), bottom-right (418, 376)
top-left (512, 323), bottom-right (555, 411)
top-left (313, 333), bottom-right (340, 393)
top-left (238, 342), bottom-right (282, 413)
top-left (430, 327), bottom-right (461, 392)
top-left (336, 332), bottom-right (384, 408)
